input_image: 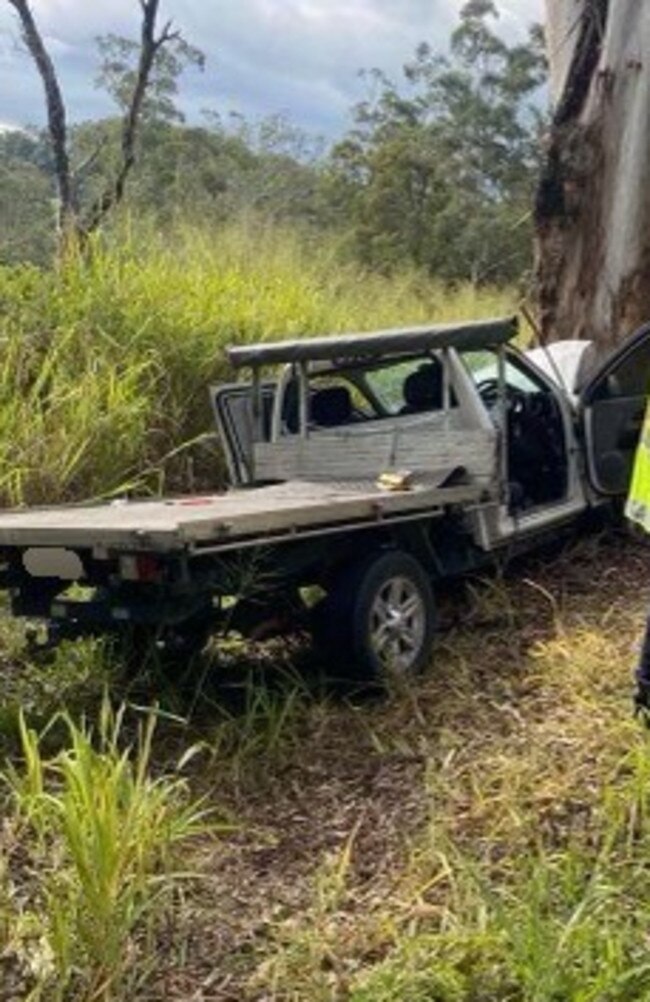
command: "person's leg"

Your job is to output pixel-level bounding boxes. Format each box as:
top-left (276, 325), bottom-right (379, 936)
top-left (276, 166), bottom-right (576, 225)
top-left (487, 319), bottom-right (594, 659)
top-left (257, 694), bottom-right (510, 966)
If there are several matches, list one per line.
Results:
top-left (635, 611), bottom-right (650, 714)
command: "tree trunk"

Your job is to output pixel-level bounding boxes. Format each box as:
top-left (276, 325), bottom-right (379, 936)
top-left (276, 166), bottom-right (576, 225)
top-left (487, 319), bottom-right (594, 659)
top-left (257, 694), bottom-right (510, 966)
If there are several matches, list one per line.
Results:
top-left (535, 1), bottom-right (650, 353)
top-left (7, 0), bottom-right (76, 243)
top-left (5, 0), bottom-right (178, 259)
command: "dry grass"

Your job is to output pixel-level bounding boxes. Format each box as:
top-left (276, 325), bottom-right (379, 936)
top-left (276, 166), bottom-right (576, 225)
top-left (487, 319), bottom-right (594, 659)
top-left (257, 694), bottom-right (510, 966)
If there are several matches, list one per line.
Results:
top-left (91, 529), bottom-right (648, 1001)
top-left (1, 531), bottom-right (648, 999)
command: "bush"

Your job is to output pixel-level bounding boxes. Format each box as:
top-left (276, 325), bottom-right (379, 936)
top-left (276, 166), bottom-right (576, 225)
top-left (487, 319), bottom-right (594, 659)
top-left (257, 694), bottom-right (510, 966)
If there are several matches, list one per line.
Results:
top-left (2, 701), bottom-right (210, 1000)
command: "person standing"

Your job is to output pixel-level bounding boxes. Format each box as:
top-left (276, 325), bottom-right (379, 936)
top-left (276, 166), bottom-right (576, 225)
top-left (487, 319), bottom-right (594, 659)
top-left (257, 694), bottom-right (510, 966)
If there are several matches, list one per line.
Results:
top-left (626, 404), bottom-right (650, 713)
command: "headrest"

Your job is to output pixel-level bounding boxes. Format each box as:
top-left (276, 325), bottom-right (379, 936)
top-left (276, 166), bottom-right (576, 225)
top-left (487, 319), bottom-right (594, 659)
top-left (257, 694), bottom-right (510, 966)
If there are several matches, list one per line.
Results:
top-left (311, 385), bottom-right (353, 427)
top-left (403, 362), bottom-right (443, 411)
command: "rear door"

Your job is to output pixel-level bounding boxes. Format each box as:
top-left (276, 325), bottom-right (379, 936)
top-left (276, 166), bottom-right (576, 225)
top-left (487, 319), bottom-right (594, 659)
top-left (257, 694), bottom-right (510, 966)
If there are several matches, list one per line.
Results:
top-left (211, 382), bottom-right (275, 485)
top-left (580, 323), bottom-right (650, 496)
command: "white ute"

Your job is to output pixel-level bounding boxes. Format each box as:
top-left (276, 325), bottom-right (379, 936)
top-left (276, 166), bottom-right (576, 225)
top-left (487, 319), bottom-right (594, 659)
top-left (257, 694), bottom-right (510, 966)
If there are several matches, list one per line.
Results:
top-left (0, 315), bottom-right (646, 680)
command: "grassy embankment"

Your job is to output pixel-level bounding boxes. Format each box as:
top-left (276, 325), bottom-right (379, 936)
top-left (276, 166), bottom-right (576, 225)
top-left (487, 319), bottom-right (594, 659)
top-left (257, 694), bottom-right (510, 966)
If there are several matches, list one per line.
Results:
top-left (0, 220), bottom-right (514, 507)
top-left (2, 221), bottom-right (649, 1000)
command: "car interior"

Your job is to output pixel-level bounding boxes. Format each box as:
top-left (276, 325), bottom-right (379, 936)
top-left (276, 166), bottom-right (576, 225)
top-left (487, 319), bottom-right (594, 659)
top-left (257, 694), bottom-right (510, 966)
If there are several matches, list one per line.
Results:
top-left (280, 354), bottom-right (449, 433)
top-left (461, 350), bottom-right (568, 513)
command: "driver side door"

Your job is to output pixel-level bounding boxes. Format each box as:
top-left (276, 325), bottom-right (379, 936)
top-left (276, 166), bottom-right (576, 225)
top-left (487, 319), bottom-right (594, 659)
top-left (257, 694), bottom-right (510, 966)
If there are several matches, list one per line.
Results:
top-left (579, 322), bottom-right (650, 497)
top-left (211, 381), bottom-right (276, 486)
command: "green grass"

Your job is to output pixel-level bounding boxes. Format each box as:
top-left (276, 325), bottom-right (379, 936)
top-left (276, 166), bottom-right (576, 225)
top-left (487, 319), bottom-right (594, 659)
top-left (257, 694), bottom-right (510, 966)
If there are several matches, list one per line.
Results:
top-left (1, 700), bottom-right (211, 1001)
top-left (0, 217), bottom-right (516, 505)
top-left (1, 219), bottom-right (644, 999)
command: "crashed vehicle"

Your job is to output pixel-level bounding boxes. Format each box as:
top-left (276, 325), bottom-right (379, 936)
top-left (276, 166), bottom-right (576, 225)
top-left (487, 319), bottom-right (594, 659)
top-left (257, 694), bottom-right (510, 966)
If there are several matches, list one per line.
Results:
top-left (0, 315), bottom-right (646, 680)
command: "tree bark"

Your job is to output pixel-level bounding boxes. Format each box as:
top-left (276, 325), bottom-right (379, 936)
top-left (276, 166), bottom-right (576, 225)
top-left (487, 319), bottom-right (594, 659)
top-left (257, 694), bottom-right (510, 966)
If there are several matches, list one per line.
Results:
top-left (6, 0), bottom-right (177, 254)
top-left (83, 0), bottom-right (179, 235)
top-left (7, 0), bottom-right (76, 241)
top-left (534, 0), bottom-right (650, 353)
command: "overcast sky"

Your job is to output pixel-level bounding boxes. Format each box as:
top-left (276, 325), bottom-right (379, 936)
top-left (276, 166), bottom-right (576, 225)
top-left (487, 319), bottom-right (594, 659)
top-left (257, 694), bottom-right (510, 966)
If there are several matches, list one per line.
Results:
top-left (0, 0), bottom-right (544, 138)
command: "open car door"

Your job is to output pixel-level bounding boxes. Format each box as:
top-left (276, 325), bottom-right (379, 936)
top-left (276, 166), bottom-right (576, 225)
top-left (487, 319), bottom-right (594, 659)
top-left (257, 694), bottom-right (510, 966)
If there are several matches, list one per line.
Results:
top-left (211, 382), bottom-right (275, 486)
top-left (579, 322), bottom-right (650, 496)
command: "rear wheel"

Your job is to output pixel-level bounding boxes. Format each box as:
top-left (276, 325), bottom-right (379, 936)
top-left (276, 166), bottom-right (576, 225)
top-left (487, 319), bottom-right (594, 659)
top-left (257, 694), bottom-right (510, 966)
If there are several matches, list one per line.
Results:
top-left (314, 550), bottom-right (436, 682)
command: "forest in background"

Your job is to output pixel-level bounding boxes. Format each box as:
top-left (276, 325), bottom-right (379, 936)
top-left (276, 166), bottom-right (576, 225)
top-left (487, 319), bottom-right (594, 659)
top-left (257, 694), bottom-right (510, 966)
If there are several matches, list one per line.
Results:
top-left (0, 0), bottom-right (546, 286)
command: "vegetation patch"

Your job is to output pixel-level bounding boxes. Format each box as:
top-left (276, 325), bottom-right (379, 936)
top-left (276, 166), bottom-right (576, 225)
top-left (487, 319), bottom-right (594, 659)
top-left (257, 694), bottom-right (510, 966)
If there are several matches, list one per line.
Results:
top-left (0, 702), bottom-right (211, 1001)
top-left (0, 221), bottom-right (515, 506)
top-left (131, 534), bottom-right (650, 1001)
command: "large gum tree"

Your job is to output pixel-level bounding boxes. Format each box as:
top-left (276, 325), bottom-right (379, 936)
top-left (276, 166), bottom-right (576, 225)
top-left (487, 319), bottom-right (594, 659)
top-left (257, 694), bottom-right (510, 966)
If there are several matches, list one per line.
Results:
top-left (535, 1), bottom-right (650, 352)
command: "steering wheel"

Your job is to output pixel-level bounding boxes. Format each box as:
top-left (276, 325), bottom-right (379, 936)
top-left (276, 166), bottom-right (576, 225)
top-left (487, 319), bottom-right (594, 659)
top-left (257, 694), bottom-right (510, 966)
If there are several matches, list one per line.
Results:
top-left (476, 378), bottom-right (527, 415)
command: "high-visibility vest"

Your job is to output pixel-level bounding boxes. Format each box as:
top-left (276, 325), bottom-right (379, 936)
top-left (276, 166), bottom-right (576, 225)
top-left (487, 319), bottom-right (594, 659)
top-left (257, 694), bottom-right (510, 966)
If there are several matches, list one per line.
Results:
top-left (626, 401), bottom-right (650, 533)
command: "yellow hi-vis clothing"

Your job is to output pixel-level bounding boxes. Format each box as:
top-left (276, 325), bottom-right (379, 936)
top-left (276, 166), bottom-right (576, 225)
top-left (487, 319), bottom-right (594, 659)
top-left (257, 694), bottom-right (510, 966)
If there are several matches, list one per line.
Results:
top-left (626, 402), bottom-right (650, 534)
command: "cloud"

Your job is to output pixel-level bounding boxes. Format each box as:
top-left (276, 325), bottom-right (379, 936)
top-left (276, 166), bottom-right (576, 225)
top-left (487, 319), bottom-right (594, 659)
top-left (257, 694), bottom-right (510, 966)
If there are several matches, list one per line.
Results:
top-left (0, 0), bottom-right (544, 135)
top-left (176, 0), bottom-right (455, 130)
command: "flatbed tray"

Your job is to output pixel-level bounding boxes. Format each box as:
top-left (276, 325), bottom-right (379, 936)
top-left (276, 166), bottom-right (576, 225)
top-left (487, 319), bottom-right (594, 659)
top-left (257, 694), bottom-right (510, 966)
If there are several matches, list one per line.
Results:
top-left (0, 474), bottom-right (489, 554)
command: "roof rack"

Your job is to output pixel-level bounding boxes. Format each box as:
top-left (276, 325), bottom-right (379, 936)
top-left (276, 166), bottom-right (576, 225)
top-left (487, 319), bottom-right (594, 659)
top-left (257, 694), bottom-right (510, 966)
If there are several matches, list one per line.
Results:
top-left (227, 315), bottom-right (519, 368)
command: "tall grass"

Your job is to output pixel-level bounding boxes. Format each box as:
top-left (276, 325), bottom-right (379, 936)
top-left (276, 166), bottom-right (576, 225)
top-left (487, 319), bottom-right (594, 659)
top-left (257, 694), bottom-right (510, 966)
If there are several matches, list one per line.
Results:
top-left (1, 701), bottom-right (209, 1000)
top-left (0, 218), bottom-right (516, 505)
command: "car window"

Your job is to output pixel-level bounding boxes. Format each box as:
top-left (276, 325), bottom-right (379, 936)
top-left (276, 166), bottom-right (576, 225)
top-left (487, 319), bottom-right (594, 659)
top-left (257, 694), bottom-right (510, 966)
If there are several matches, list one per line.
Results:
top-left (591, 339), bottom-right (650, 400)
top-left (363, 358), bottom-right (428, 414)
top-left (279, 354), bottom-right (451, 433)
top-left (311, 374), bottom-right (375, 414)
top-left (462, 350), bottom-right (550, 395)
top-left (363, 355), bottom-right (452, 416)
top-left (280, 372), bottom-right (378, 435)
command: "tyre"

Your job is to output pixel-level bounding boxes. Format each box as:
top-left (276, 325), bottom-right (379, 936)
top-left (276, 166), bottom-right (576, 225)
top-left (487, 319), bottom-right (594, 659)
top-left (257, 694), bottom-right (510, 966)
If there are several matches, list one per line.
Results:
top-left (314, 549), bottom-right (436, 682)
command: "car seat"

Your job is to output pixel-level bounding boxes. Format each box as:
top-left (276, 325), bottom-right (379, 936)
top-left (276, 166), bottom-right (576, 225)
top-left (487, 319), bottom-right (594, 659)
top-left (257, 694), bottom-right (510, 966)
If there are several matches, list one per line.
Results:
top-left (311, 385), bottom-right (353, 427)
top-left (401, 362), bottom-right (444, 414)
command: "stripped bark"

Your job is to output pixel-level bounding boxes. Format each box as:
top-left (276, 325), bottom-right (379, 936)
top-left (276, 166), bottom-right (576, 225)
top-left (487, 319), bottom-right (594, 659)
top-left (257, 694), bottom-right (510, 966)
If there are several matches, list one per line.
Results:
top-left (535, 1), bottom-right (650, 353)
top-left (7, 0), bottom-right (75, 239)
top-left (6, 0), bottom-right (177, 252)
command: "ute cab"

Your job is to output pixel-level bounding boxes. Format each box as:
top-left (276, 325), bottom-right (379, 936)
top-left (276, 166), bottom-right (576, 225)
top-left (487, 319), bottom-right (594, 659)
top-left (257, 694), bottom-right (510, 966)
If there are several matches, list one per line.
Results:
top-left (213, 316), bottom-right (650, 555)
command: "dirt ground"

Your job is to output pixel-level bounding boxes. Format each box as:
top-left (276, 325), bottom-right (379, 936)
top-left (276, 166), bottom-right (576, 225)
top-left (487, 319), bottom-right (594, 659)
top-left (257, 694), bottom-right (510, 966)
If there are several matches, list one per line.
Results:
top-left (139, 529), bottom-right (650, 1001)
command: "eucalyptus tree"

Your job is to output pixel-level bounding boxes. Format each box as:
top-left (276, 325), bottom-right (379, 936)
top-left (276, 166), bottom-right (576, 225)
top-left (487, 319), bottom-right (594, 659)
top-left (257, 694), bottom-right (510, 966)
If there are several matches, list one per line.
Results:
top-left (329, 1), bottom-right (546, 283)
top-left (4, 0), bottom-right (199, 255)
top-left (535, 1), bottom-right (650, 350)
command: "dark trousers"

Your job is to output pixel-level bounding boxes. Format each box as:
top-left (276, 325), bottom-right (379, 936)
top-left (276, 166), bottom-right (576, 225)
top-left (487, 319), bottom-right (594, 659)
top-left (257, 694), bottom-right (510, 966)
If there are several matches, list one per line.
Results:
top-left (636, 613), bottom-right (650, 708)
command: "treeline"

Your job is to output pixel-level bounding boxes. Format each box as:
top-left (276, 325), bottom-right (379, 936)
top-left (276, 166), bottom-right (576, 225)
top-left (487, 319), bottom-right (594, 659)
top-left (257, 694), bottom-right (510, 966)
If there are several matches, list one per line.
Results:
top-left (0, 0), bottom-right (546, 285)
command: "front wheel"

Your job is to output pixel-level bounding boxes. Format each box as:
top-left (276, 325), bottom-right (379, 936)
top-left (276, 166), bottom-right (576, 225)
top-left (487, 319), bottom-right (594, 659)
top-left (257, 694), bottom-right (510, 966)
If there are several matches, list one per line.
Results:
top-left (314, 550), bottom-right (436, 682)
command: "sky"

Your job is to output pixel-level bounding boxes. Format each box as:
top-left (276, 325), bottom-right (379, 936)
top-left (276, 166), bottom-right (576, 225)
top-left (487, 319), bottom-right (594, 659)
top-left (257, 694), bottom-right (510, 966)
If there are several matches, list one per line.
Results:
top-left (0, 0), bottom-right (544, 139)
